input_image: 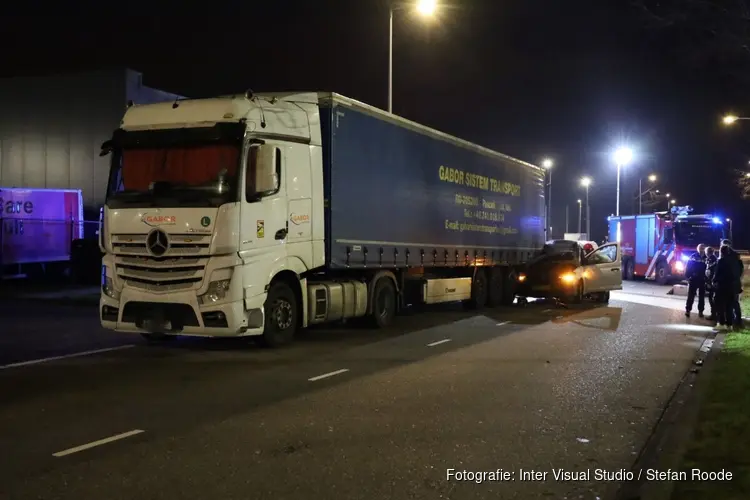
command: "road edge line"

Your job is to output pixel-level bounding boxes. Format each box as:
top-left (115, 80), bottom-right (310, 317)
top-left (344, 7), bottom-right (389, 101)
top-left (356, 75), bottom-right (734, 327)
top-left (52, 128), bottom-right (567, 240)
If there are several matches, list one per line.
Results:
top-left (614, 332), bottom-right (725, 500)
top-left (52, 429), bottom-right (145, 457)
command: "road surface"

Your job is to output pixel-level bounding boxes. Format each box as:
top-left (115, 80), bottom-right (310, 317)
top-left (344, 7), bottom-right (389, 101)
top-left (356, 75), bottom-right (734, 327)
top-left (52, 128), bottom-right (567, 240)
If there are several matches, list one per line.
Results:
top-left (0, 281), bottom-right (713, 499)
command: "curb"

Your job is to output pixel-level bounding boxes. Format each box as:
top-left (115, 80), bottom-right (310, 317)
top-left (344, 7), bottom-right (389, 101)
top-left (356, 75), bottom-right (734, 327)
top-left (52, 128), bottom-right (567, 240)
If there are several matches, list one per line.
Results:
top-left (615, 332), bottom-right (726, 500)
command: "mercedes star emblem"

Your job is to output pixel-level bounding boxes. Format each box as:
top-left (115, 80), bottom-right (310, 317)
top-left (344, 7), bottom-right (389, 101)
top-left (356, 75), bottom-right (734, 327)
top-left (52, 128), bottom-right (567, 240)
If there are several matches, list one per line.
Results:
top-left (146, 229), bottom-right (170, 257)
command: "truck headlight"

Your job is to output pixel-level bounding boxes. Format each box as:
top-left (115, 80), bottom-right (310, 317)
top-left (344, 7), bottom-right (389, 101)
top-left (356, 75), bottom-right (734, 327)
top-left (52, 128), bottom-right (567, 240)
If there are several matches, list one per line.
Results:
top-left (517, 273), bottom-right (527, 282)
top-left (560, 272), bottom-right (576, 285)
top-left (199, 279), bottom-right (231, 305)
top-left (674, 261), bottom-right (685, 272)
top-left (101, 266), bottom-right (119, 300)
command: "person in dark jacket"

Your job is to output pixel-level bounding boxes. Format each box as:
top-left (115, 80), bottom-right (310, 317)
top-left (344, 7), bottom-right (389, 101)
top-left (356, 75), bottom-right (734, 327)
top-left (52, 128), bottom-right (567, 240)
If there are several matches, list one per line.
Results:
top-left (704, 247), bottom-right (718, 321)
top-left (713, 245), bottom-right (739, 330)
top-left (721, 239), bottom-right (744, 326)
top-left (685, 244), bottom-right (707, 317)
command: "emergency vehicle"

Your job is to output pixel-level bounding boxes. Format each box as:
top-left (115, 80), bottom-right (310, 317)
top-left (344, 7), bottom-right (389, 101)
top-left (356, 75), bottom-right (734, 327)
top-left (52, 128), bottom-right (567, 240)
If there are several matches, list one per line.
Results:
top-left (607, 206), bottom-right (725, 285)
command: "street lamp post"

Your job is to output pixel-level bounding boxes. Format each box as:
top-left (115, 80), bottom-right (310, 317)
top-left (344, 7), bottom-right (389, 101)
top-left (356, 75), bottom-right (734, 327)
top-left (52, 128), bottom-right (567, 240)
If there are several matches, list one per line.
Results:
top-left (388, 0), bottom-right (436, 113)
top-left (727, 218), bottom-right (734, 242)
top-left (581, 177), bottom-right (591, 237)
top-left (577, 199), bottom-right (582, 233)
top-left (613, 148), bottom-right (633, 216)
top-left (639, 174), bottom-right (657, 214)
top-left (542, 158), bottom-right (553, 239)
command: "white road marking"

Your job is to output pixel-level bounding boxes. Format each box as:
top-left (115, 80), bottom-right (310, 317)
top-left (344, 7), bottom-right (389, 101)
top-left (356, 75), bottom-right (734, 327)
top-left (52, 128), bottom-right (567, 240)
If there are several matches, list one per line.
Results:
top-left (52, 429), bottom-right (145, 457)
top-left (496, 321), bottom-right (510, 326)
top-left (308, 369), bottom-right (349, 382)
top-left (0, 345), bottom-right (135, 370)
top-left (542, 309), bottom-right (553, 313)
top-left (427, 339), bottom-right (452, 347)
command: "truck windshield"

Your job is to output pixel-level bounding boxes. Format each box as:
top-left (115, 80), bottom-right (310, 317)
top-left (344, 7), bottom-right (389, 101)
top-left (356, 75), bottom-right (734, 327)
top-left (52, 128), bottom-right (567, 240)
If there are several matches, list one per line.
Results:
top-left (674, 221), bottom-right (724, 248)
top-left (104, 124), bottom-right (245, 209)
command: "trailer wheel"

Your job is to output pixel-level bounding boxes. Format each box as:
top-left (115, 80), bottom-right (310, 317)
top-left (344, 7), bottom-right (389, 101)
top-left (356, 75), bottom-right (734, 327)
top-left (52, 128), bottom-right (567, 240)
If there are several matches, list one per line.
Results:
top-left (467, 268), bottom-right (488, 309)
top-left (370, 277), bottom-right (396, 328)
top-left (487, 267), bottom-right (504, 307)
top-left (260, 282), bottom-right (298, 347)
top-left (655, 262), bottom-right (670, 285)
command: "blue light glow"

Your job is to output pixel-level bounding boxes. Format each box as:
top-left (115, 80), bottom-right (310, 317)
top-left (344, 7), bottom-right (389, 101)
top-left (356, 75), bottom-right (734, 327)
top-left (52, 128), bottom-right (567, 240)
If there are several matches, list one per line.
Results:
top-left (712, 217), bottom-right (723, 224)
top-left (681, 254), bottom-right (691, 262)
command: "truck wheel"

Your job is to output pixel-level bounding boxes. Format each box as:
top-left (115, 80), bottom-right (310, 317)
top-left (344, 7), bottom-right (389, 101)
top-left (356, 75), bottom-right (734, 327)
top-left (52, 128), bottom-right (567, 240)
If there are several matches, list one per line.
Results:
top-left (624, 259), bottom-right (635, 280)
top-left (655, 262), bottom-right (670, 285)
top-left (370, 277), bottom-right (396, 328)
top-left (487, 267), bottom-right (504, 307)
top-left (500, 270), bottom-right (517, 306)
top-left (467, 269), bottom-right (489, 309)
top-left (260, 282), bottom-right (298, 347)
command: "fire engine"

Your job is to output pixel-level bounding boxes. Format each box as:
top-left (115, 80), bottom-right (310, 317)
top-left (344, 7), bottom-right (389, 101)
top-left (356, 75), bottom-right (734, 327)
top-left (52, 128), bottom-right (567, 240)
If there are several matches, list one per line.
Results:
top-left (607, 206), bottom-right (725, 285)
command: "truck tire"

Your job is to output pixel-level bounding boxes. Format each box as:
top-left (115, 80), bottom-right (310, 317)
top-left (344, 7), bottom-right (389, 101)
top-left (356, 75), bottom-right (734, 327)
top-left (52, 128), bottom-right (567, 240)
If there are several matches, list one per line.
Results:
top-left (655, 262), bottom-right (670, 285)
top-left (488, 267), bottom-right (504, 307)
top-left (260, 282), bottom-right (298, 347)
top-left (500, 269), bottom-right (517, 306)
top-left (568, 280), bottom-right (584, 304)
top-left (467, 268), bottom-right (489, 309)
top-left (370, 277), bottom-right (396, 328)
top-left (623, 259), bottom-right (634, 280)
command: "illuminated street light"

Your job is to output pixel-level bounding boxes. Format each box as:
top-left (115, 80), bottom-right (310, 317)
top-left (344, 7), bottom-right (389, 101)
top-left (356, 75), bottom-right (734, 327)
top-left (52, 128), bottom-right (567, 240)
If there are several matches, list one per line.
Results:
top-left (388, 1), bottom-right (437, 113)
top-left (724, 115), bottom-right (739, 125)
top-left (541, 158), bottom-right (553, 239)
top-left (745, 173), bottom-right (750, 178)
top-left (648, 174), bottom-right (657, 182)
top-left (416, 0), bottom-right (437, 15)
top-left (612, 147), bottom-right (633, 216)
top-left (580, 177), bottom-right (592, 237)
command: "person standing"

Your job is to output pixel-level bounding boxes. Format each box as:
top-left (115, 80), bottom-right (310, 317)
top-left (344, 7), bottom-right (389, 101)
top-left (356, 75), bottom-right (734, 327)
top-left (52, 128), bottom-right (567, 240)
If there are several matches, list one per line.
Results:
top-left (713, 245), bottom-right (738, 331)
top-left (721, 239), bottom-right (744, 327)
top-left (685, 244), bottom-right (707, 318)
top-left (704, 247), bottom-right (718, 321)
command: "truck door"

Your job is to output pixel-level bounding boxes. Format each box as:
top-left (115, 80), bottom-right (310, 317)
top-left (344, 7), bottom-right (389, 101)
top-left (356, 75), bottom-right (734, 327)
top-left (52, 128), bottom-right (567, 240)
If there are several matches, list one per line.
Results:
top-left (239, 143), bottom-right (288, 265)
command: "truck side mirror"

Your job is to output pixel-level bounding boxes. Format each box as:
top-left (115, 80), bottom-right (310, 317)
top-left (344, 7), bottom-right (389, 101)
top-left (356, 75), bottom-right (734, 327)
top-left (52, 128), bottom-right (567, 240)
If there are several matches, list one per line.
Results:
top-left (254, 145), bottom-right (279, 193)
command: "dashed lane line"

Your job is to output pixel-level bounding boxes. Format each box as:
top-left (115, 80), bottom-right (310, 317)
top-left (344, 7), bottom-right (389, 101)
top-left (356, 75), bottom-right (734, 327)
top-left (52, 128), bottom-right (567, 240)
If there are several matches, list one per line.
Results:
top-left (52, 429), bottom-right (145, 457)
top-left (308, 369), bottom-right (350, 382)
top-left (0, 345), bottom-right (135, 370)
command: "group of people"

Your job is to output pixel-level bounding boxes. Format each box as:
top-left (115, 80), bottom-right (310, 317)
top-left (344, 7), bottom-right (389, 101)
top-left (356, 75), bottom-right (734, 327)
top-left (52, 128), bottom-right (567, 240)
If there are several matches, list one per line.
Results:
top-left (685, 239), bottom-right (745, 330)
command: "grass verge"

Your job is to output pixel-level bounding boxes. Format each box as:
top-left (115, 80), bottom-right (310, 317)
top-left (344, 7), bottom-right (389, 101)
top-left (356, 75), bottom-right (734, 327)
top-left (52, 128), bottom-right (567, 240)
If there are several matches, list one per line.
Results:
top-left (671, 294), bottom-right (750, 498)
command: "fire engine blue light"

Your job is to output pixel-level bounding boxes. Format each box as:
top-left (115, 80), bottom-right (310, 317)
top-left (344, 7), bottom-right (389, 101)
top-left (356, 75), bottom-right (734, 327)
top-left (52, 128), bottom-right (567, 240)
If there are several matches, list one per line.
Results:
top-left (681, 254), bottom-right (691, 262)
top-left (712, 217), bottom-right (722, 224)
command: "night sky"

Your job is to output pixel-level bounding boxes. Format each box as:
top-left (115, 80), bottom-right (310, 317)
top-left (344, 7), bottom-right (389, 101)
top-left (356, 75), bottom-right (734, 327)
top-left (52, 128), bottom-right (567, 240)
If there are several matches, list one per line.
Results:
top-left (3, 1), bottom-right (749, 244)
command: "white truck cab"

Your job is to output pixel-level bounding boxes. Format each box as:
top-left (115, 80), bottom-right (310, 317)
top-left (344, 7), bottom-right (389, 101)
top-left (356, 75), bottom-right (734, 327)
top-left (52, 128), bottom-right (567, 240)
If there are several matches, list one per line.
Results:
top-left (99, 92), bottom-right (325, 344)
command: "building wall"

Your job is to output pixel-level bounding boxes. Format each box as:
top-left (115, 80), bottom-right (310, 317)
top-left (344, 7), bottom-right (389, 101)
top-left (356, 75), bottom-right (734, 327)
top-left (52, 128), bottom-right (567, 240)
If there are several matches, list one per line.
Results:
top-left (0, 69), bottom-right (180, 211)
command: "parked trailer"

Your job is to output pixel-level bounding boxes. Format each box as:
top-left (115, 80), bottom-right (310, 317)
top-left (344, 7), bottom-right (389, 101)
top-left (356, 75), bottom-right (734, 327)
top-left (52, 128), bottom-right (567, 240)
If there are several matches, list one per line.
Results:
top-left (99, 92), bottom-right (545, 345)
top-left (0, 187), bottom-right (83, 278)
top-left (608, 206), bottom-right (725, 284)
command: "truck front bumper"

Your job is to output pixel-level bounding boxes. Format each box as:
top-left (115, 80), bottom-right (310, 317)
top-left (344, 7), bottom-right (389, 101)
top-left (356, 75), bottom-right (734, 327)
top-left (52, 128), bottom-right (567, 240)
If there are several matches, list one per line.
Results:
top-left (99, 289), bottom-right (267, 338)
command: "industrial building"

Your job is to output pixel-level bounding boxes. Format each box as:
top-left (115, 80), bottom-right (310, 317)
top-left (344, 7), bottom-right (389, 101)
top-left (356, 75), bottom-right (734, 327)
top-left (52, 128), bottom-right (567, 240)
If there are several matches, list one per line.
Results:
top-left (0, 69), bottom-right (181, 216)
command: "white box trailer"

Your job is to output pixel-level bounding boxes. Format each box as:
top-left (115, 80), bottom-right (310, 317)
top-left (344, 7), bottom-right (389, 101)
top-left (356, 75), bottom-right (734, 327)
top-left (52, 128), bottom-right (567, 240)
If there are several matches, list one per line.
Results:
top-left (0, 187), bottom-right (83, 277)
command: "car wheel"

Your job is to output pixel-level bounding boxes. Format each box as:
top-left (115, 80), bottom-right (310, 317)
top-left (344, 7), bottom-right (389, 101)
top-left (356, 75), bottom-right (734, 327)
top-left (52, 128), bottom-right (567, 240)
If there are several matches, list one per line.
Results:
top-left (568, 280), bottom-right (584, 304)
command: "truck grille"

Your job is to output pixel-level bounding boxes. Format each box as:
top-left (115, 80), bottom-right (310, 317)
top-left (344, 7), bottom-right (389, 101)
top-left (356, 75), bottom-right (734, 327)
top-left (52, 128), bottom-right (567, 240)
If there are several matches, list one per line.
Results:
top-left (111, 233), bottom-right (210, 292)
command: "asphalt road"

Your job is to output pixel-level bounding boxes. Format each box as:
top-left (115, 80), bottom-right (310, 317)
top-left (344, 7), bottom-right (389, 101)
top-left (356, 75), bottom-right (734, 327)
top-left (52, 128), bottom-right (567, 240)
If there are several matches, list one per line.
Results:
top-left (0, 281), bottom-right (714, 499)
